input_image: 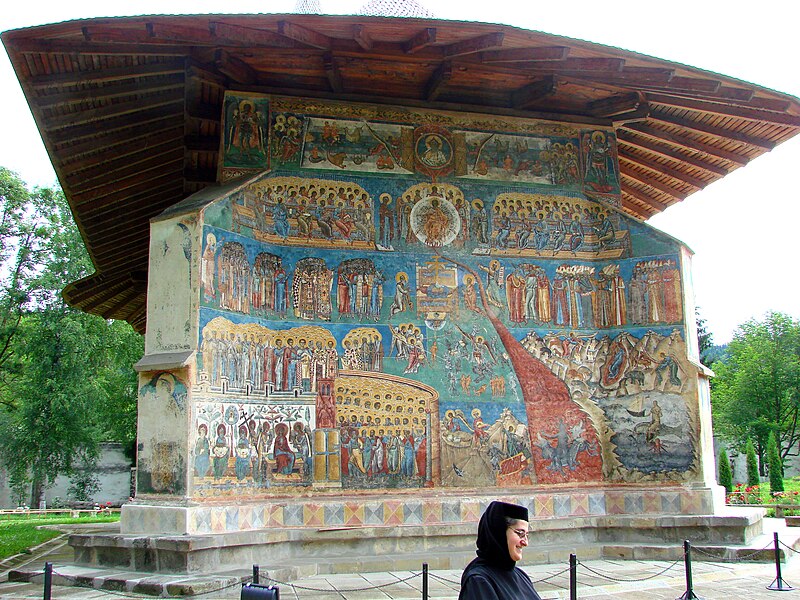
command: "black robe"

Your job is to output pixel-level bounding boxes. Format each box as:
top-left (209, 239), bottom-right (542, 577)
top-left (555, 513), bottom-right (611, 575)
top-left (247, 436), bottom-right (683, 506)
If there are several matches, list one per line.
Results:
top-left (459, 557), bottom-right (542, 600)
top-left (459, 500), bottom-right (542, 600)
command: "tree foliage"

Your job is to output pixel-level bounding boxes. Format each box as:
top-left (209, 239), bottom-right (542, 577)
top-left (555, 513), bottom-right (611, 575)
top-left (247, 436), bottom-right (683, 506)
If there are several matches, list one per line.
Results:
top-left (717, 447), bottom-right (733, 494)
top-left (0, 168), bottom-right (142, 506)
top-left (767, 431), bottom-right (783, 493)
top-left (712, 312), bottom-right (800, 469)
top-left (696, 307), bottom-right (715, 367)
top-left (745, 438), bottom-right (759, 487)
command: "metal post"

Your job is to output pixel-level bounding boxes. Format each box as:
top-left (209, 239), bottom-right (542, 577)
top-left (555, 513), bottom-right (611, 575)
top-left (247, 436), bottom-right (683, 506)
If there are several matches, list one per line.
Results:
top-left (767, 531), bottom-right (795, 591)
top-left (422, 562), bottom-right (428, 600)
top-left (253, 564), bottom-right (260, 585)
top-left (43, 562), bottom-right (52, 600)
top-left (676, 540), bottom-right (701, 600)
top-left (569, 553), bottom-right (577, 600)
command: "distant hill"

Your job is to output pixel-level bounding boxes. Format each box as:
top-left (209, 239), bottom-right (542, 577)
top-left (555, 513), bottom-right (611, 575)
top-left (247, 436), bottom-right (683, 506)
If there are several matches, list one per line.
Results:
top-left (701, 344), bottom-right (728, 367)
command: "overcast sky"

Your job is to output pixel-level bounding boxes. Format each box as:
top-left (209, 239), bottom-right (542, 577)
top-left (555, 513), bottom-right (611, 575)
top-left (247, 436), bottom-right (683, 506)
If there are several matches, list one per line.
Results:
top-left (2, 0), bottom-right (798, 344)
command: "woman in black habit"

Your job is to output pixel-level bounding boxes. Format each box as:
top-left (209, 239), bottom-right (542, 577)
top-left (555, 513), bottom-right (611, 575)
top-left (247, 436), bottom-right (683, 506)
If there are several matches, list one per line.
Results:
top-left (459, 500), bottom-right (542, 600)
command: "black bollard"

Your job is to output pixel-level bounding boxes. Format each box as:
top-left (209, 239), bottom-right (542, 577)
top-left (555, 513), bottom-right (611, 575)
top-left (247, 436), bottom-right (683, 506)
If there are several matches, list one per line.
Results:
top-left (422, 562), bottom-right (428, 600)
top-left (676, 540), bottom-right (702, 600)
top-left (767, 531), bottom-right (794, 591)
top-left (569, 553), bottom-right (577, 600)
top-left (43, 562), bottom-right (52, 600)
top-left (253, 564), bottom-right (260, 585)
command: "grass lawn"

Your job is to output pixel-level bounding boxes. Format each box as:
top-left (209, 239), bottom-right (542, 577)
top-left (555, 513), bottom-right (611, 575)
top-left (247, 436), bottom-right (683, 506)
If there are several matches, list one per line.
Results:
top-left (0, 514), bottom-right (119, 561)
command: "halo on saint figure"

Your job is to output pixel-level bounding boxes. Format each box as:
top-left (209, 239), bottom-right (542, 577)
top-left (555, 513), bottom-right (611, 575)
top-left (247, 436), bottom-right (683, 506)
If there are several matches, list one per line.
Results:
top-left (238, 100), bottom-right (255, 113)
top-left (396, 272), bottom-right (408, 282)
top-left (206, 233), bottom-right (216, 248)
top-left (410, 195), bottom-right (461, 248)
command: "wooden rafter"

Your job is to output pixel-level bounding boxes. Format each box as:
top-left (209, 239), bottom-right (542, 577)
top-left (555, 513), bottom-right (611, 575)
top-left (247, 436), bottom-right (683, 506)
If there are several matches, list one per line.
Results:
top-left (425, 62), bottom-right (452, 101)
top-left (620, 164), bottom-right (689, 200)
top-left (587, 92), bottom-right (644, 117)
top-left (620, 151), bottom-right (708, 190)
top-left (352, 25), bottom-right (373, 51)
top-left (208, 21), bottom-right (300, 48)
top-left (214, 49), bottom-right (258, 85)
top-left (616, 130), bottom-right (729, 177)
top-left (323, 52), bottom-right (343, 93)
top-left (647, 92), bottom-right (800, 126)
top-left (277, 20), bottom-right (331, 50)
top-left (479, 46), bottom-right (569, 63)
top-left (620, 183), bottom-right (667, 212)
top-left (626, 122), bottom-right (750, 166)
top-left (511, 75), bottom-right (557, 110)
top-left (651, 110), bottom-right (777, 150)
top-left (27, 61), bottom-right (185, 88)
top-left (402, 28), bottom-right (436, 54)
top-left (443, 32), bottom-right (504, 58)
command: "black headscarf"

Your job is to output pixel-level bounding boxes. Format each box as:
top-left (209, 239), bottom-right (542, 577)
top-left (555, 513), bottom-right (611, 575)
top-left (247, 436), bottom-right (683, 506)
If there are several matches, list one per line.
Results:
top-left (475, 501), bottom-right (529, 571)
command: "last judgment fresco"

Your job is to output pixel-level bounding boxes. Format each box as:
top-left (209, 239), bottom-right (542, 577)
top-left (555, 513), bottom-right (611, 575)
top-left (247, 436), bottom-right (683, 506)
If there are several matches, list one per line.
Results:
top-left (142, 93), bottom-right (701, 499)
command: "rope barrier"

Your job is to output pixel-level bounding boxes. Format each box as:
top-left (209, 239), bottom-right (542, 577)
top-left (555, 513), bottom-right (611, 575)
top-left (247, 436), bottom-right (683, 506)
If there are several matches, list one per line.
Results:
top-left (576, 556), bottom-right (682, 583)
top-left (779, 539), bottom-right (800, 554)
top-left (264, 570), bottom-right (422, 593)
top-left (691, 540), bottom-right (773, 561)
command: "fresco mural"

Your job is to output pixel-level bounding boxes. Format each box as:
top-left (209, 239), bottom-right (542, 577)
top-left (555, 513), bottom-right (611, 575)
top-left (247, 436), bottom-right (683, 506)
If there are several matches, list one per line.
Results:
top-left (140, 92), bottom-right (703, 501)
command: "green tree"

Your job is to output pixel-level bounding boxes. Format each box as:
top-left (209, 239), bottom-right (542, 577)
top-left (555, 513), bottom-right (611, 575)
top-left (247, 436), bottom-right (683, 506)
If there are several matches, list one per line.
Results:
top-left (0, 170), bottom-right (142, 506)
top-left (712, 312), bottom-right (800, 472)
top-left (767, 431), bottom-right (784, 493)
top-left (717, 447), bottom-right (733, 494)
top-left (745, 438), bottom-right (759, 487)
top-left (696, 307), bottom-right (714, 367)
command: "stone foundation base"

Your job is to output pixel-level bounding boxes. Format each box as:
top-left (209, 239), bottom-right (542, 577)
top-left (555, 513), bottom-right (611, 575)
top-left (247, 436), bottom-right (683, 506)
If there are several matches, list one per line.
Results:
top-left (71, 507), bottom-right (765, 575)
top-left (120, 485), bottom-right (724, 535)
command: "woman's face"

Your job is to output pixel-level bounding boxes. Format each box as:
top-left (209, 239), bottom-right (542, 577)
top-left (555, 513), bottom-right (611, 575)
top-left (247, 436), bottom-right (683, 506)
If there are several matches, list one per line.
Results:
top-left (506, 519), bottom-right (529, 562)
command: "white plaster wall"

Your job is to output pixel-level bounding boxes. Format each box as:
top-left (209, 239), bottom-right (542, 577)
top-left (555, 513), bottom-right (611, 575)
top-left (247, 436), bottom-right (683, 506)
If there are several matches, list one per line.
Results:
top-left (145, 216), bottom-right (200, 355)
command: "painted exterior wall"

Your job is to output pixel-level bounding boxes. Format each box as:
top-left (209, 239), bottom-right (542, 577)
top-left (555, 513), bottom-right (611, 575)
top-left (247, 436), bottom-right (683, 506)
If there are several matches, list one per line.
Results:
top-left (134, 94), bottom-right (709, 521)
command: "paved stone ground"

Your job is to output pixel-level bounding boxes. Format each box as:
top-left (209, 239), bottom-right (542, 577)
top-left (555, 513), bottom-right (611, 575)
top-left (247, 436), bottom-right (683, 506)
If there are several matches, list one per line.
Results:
top-left (1, 520), bottom-right (798, 599)
top-left (1, 555), bottom-right (798, 599)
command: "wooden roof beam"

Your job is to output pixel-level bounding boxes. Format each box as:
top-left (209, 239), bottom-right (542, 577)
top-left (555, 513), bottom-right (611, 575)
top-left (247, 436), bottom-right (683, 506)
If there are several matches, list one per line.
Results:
top-left (620, 183), bottom-right (667, 212)
top-left (588, 92), bottom-right (645, 117)
top-left (565, 67), bottom-right (674, 87)
top-left (620, 153), bottom-right (708, 190)
top-left (8, 38), bottom-right (188, 56)
top-left (402, 28), bottom-right (436, 54)
top-left (479, 46), bottom-right (569, 63)
top-left (652, 111), bottom-right (777, 150)
top-left (209, 21), bottom-right (302, 48)
top-left (648, 93), bottom-right (800, 127)
top-left (27, 61), bottom-right (185, 89)
top-left (81, 184), bottom-right (185, 233)
top-left (49, 104), bottom-right (183, 145)
top-left (277, 20), bottom-right (332, 50)
top-left (147, 22), bottom-right (214, 44)
top-left (185, 135), bottom-right (220, 153)
top-left (521, 57), bottom-right (625, 72)
top-left (214, 49), bottom-right (258, 85)
top-left (71, 157), bottom-right (184, 207)
top-left (33, 74), bottom-right (185, 109)
top-left (620, 167), bottom-right (689, 201)
top-left (352, 25), bottom-right (373, 51)
top-left (324, 52), bottom-right (343, 93)
top-left (56, 120), bottom-right (182, 158)
top-left (76, 167), bottom-right (184, 215)
top-left (626, 122), bottom-right (749, 167)
top-left (425, 62), bottom-right (452, 101)
top-left (46, 90), bottom-right (184, 131)
top-left (67, 145), bottom-right (184, 193)
top-left (443, 32), bottom-right (504, 58)
top-left (511, 75), bottom-right (557, 110)
top-left (616, 130), bottom-right (729, 177)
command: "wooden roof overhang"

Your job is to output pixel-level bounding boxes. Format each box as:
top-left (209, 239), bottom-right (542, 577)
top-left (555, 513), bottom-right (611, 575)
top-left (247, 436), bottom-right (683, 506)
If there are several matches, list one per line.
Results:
top-left (3, 14), bottom-right (799, 333)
